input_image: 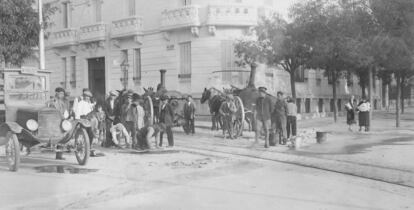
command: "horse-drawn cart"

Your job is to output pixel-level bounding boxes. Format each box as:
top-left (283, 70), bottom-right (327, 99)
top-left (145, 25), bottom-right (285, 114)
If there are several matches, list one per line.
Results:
top-left (200, 87), bottom-right (245, 138)
top-left (143, 70), bottom-right (190, 131)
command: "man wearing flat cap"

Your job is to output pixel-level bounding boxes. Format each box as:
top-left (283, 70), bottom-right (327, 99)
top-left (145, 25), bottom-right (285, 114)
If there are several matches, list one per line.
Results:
top-left (120, 92), bottom-right (134, 148)
top-left (159, 95), bottom-right (174, 147)
top-left (255, 87), bottom-right (273, 148)
top-left (273, 91), bottom-right (288, 145)
top-left (103, 90), bottom-right (119, 147)
top-left (73, 89), bottom-right (94, 119)
top-left (105, 90), bottom-right (119, 120)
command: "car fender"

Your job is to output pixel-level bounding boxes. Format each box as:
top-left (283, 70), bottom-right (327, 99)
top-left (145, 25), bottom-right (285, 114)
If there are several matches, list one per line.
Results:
top-left (73, 119), bottom-right (91, 128)
top-left (0, 122), bottom-right (23, 136)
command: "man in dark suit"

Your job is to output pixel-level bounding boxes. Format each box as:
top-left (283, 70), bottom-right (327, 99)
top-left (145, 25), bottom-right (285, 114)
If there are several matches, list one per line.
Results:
top-left (183, 95), bottom-right (196, 135)
top-left (159, 95), bottom-right (174, 147)
top-left (103, 90), bottom-right (119, 147)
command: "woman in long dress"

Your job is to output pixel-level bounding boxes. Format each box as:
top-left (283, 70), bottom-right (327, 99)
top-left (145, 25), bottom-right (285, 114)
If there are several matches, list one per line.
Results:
top-left (345, 95), bottom-right (356, 132)
top-left (357, 97), bottom-right (371, 132)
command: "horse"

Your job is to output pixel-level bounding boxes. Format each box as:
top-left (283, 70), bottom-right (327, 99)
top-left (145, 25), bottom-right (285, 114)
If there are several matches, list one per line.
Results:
top-left (200, 87), bottom-right (226, 131)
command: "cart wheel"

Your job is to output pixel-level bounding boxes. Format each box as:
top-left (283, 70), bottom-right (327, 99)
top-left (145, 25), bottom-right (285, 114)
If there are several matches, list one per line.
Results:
top-left (233, 96), bottom-right (245, 138)
top-left (5, 131), bottom-right (20, 171)
top-left (74, 128), bottom-right (90, 166)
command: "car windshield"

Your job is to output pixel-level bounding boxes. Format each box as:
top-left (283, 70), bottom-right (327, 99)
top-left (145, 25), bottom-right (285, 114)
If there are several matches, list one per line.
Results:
top-left (6, 75), bottom-right (48, 103)
top-left (7, 75), bottom-right (46, 91)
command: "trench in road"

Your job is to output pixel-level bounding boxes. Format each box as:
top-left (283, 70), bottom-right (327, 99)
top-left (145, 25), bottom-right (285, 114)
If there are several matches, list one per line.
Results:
top-left (173, 130), bottom-right (414, 190)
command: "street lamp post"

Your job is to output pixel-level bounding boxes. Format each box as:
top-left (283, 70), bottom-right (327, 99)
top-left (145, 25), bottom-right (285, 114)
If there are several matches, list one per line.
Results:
top-left (38, 0), bottom-right (45, 70)
top-left (120, 62), bottom-right (129, 90)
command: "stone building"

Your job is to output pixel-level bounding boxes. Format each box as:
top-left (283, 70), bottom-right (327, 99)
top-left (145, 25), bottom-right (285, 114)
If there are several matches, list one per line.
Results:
top-left (44, 0), bottom-right (382, 117)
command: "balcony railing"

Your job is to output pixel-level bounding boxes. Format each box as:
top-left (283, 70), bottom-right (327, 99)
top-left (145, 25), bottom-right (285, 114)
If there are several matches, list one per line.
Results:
top-left (79, 22), bottom-right (107, 43)
top-left (52, 28), bottom-right (77, 47)
top-left (207, 5), bottom-right (257, 26)
top-left (111, 16), bottom-right (143, 38)
top-left (160, 5), bottom-right (200, 30)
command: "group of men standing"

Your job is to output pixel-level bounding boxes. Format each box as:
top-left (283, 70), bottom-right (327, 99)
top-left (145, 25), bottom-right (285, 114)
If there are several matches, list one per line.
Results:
top-left (104, 92), bottom-right (197, 149)
top-left (48, 86), bottom-right (198, 152)
top-left (255, 87), bottom-right (297, 148)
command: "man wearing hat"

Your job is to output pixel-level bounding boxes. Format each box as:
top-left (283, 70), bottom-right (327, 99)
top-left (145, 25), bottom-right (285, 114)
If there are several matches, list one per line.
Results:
top-left (219, 94), bottom-right (237, 139)
top-left (273, 91), bottom-right (288, 145)
top-left (103, 90), bottom-right (119, 147)
top-left (159, 95), bottom-right (174, 147)
top-left (183, 95), bottom-right (196, 135)
top-left (254, 87), bottom-right (273, 148)
top-left (121, 92), bottom-right (134, 148)
top-left (73, 89), bottom-right (94, 119)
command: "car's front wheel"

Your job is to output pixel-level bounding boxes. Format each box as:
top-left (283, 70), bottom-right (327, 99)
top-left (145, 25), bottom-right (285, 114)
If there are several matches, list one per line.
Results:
top-left (5, 131), bottom-right (20, 171)
top-left (74, 127), bottom-right (90, 166)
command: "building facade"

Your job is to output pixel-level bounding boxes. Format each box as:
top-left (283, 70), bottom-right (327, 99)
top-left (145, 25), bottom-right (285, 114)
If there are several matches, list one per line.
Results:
top-left (44, 0), bottom-right (382, 117)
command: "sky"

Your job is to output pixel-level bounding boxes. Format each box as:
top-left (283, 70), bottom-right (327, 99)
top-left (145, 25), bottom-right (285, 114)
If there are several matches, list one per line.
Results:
top-left (273, 0), bottom-right (299, 19)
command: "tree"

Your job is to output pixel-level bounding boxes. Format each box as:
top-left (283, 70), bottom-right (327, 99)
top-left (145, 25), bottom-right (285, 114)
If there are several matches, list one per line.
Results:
top-left (255, 14), bottom-right (312, 101)
top-left (0, 0), bottom-right (55, 67)
top-left (370, 0), bottom-right (414, 127)
top-left (234, 37), bottom-right (266, 88)
top-left (290, 0), bottom-right (357, 123)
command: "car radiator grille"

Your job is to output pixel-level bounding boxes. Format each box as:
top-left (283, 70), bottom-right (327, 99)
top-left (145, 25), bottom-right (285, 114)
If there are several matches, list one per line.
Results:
top-left (37, 109), bottom-right (64, 138)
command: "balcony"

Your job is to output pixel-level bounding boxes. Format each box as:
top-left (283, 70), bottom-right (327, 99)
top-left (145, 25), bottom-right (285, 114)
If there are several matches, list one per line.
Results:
top-left (207, 5), bottom-right (258, 26)
top-left (79, 22), bottom-right (107, 43)
top-left (111, 16), bottom-right (143, 39)
top-left (160, 5), bottom-right (200, 31)
top-left (51, 28), bottom-right (77, 47)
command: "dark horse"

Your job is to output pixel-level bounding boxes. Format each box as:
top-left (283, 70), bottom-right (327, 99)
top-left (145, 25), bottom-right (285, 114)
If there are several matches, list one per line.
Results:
top-left (200, 87), bottom-right (226, 130)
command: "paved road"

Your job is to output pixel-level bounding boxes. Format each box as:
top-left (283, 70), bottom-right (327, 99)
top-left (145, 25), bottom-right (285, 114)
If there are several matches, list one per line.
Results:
top-left (1, 146), bottom-right (414, 210)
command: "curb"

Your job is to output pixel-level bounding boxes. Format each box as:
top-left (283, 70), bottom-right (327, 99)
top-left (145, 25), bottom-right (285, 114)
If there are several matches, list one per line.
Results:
top-left (176, 145), bottom-right (414, 188)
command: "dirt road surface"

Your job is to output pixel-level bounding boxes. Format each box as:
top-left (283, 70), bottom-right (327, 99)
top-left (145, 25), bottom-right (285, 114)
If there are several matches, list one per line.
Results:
top-left (1, 145), bottom-right (413, 210)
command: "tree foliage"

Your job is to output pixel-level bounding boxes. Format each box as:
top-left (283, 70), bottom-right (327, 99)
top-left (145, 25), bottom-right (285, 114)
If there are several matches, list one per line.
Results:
top-left (256, 14), bottom-right (312, 100)
top-left (0, 0), bottom-right (56, 66)
top-left (234, 34), bottom-right (268, 88)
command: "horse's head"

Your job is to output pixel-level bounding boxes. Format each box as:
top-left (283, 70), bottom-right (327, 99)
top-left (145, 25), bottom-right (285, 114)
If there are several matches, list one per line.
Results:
top-left (200, 88), bottom-right (211, 104)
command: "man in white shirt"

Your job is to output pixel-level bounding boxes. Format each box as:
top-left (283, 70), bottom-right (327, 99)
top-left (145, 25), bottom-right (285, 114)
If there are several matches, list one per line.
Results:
top-left (74, 90), bottom-right (94, 119)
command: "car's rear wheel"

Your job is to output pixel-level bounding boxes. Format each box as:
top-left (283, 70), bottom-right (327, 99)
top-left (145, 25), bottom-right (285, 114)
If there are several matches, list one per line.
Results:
top-left (74, 127), bottom-right (90, 166)
top-left (5, 131), bottom-right (20, 171)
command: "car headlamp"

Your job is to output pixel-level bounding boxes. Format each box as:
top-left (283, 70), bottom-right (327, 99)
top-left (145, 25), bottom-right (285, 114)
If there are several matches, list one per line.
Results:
top-left (61, 120), bottom-right (72, 132)
top-left (26, 119), bottom-right (39, 131)
top-left (63, 110), bottom-right (69, 119)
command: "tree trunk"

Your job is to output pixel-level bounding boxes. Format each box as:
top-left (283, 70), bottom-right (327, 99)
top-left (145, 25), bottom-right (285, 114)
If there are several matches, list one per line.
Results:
top-left (361, 84), bottom-right (366, 99)
top-left (383, 83), bottom-right (389, 110)
top-left (247, 63), bottom-right (257, 88)
top-left (396, 74), bottom-right (401, 127)
top-left (401, 78), bottom-right (405, 114)
top-left (332, 71), bottom-right (338, 123)
top-left (289, 70), bottom-right (297, 101)
top-left (368, 66), bottom-right (373, 124)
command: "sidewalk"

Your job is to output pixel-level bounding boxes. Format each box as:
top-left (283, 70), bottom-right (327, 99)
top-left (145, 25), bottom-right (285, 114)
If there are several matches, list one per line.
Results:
top-left (176, 107), bottom-right (414, 187)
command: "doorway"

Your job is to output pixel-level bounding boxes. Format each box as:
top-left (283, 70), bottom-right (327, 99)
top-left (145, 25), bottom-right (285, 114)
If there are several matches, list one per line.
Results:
top-left (87, 57), bottom-right (105, 102)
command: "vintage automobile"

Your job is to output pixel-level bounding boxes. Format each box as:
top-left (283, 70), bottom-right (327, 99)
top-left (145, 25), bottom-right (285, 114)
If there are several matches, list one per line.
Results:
top-left (0, 68), bottom-right (91, 171)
